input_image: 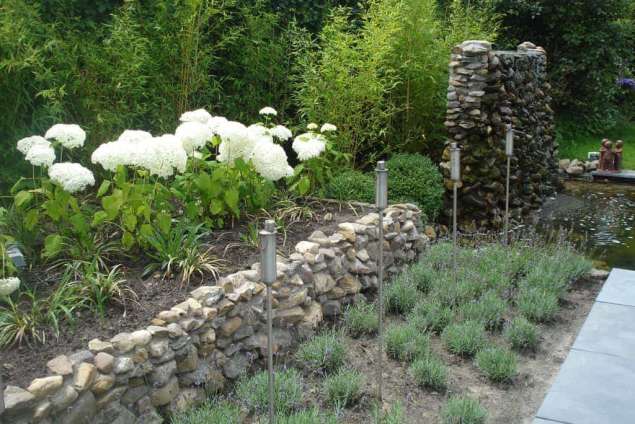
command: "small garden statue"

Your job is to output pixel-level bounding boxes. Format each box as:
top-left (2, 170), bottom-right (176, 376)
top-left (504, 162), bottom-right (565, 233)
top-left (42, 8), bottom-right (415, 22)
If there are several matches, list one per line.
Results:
top-left (613, 140), bottom-right (624, 171)
top-left (599, 139), bottom-right (612, 171)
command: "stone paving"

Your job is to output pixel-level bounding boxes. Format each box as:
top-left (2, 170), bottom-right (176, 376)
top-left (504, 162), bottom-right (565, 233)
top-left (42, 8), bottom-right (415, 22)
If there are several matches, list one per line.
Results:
top-left (534, 268), bottom-right (635, 424)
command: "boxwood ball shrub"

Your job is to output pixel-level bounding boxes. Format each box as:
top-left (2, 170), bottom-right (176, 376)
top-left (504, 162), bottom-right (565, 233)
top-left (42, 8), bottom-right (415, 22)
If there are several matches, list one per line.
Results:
top-left (475, 346), bottom-right (518, 383)
top-left (441, 396), bottom-right (487, 424)
top-left (325, 169), bottom-right (374, 203)
top-left (517, 287), bottom-right (560, 323)
top-left (386, 153), bottom-right (444, 220)
top-left (236, 368), bottom-right (303, 415)
top-left (295, 330), bottom-right (345, 374)
top-left (385, 323), bottom-right (431, 362)
top-left (408, 300), bottom-right (454, 334)
top-left (323, 368), bottom-right (364, 407)
top-left (505, 316), bottom-right (540, 351)
top-left (344, 301), bottom-right (379, 337)
top-left (442, 321), bottom-right (488, 357)
top-left (410, 355), bottom-right (448, 391)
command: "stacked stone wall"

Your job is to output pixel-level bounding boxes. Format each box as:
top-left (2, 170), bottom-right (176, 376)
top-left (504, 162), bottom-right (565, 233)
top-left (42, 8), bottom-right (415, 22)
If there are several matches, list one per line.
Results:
top-left (442, 40), bottom-right (558, 230)
top-left (1, 204), bottom-right (427, 424)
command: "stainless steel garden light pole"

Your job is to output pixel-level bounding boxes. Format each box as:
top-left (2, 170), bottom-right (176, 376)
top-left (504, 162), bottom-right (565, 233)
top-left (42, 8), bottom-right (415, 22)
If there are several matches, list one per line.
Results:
top-left (375, 161), bottom-right (388, 402)
top-left (504, 124), bottom-right (514, 246)
top-left (450, 143), bottom-right (461, 285)
top-left (260, 220), bottom-right (277, 424)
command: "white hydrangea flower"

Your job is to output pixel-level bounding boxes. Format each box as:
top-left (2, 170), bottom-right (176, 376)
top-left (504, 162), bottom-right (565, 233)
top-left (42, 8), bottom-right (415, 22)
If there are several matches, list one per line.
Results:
top-left (179, 108), bottom-right (212, 124)
top-left (217, 121), bottom-right (254, 164)
top-left (307, 123), bottom-right (318, 130)
top-left (45, 124), bottom-right (86, 149)
top-left (26, 143), bottom-right (56, 167)
top-left (17, 136), bottom-right (50, 155)
top-left (0, 277), bottom-right (20, 296)
top-left (292, 132), bottom-right (327, 161)
top-left (117, 130), bottom-right (153, 144)
top-left (48, 162), bottom-right (96, 194)
top-left (251, 140), bottom-right (293, 181)
top-left (175, 121), bottom-right (213, 155)
top-left (320, 123), bottom-right (337, 133)
top-left (91, 141), bottom-right (126, 171)
top-left (259, 106), bottom-right (277, 116)
top-left (147, 134), bottom-right (188, 178)
top-left (271, 125), bottom-right (293, 141)
top-left (207, 116), bottom-right (229, 134)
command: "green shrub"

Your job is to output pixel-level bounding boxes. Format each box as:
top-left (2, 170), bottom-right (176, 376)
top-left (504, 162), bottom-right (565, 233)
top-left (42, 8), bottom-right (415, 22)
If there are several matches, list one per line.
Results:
top-left (442, 321), bottom-right (487, 357)
top-left (405, 262), bottom-right (436, 293)
top-left (295, 330), bottom-right (345, 374)
top-left (517, 287), bottom-right (560, 323)
top-left (344, 301), bottom-right (379, 337)
top-left (505, 316), bottom-right (540, 351)
top-left (385, 323), bottom-right (430, 361)
top-left (172, 399), bottom-right (241, 424)
top-left (275, 408), bottom-right (338, 424)
top-left (385, 274), bottom-right (419, 314)
top-left (408, 300), bottom-right (454, 334)
top-left (459, 291), bottom-right (507, 331)
top-left (325, 170), bottom-right (374, 203)
top-left (387, 153), bottom-right (444, 219)
top-left (475, 346), bottom-right (518, 383)
top-left (430, 275), bottom-right (484, 308)
top-left (441, 396), bottom-right (487, 424)
top-left (236, 368), bottom-right (303, 415)
top-left (323, 368), bottom-right (364, 407)
top-left (410, 355), bottom-right (448, 391)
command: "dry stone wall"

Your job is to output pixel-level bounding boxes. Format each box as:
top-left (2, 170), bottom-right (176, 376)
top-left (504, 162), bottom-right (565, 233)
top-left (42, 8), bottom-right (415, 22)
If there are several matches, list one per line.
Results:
top-left (1, 204), bottom-right (427, 424)
top-left (441, 40), bottom-right (559, 230)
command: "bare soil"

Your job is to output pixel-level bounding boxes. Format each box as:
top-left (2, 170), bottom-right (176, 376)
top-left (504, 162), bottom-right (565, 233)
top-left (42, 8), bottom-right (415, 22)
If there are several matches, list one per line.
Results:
top-left (300, 276), bottom-right (602, 423)
top-left (0, 201), bottom-right (372, 388)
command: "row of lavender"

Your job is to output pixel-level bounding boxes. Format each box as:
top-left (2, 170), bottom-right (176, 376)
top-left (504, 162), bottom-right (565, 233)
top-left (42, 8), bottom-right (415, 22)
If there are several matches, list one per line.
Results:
top-left (2, 204), bottom-right (427, 423)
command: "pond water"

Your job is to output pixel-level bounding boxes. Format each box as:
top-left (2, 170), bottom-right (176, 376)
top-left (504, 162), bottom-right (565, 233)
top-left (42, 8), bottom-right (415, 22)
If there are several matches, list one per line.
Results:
top-left (536, 181), bottom-right (635, 270)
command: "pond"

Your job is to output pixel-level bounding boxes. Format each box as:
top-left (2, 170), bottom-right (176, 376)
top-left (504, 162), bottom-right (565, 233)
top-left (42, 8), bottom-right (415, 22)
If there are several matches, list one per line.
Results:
top-left (536, 181), bottom-right (635, 270)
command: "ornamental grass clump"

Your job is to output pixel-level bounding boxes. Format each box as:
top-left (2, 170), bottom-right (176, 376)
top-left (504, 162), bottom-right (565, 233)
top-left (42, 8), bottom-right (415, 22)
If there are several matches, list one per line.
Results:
top-left (236, 368), bottom-right (303, 415)
top-left (295, 330), bottom-right (345, 374)
top-left (408, 300), bottom-right (454, 334)
top-left (406, 262), bottom-right (436, 293)
top-left (344, 301), bottom-right (379, 337)
top-left (505, 316), bottom-right (540, 351)
top-left (323, 368), bottom-right (364, 407)
top-left (275, 408), bottom-right (338, 424)
top-left (410, 355), bottom-right (448, 391)
top-left (475, 346), bottom-right (518, 383)
top-left (385, 274), bottom-right (419, 314)
top-left (517, 287), bottom-right (560, 323)
top-left (442, 321), bottom-right (488, 357)
top-left (441, 396), bottom-right (487, 424)
top-left (385, 323), bottom-right (430, 362)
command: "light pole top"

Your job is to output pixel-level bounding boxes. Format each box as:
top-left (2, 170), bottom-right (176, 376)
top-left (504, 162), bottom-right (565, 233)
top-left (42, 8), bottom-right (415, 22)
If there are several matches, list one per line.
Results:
top-left (450, 143), bottom-right (461, 182)
top-left (260, 220), bottom-right (277, 285)
top-left (505, 124), bottom-right (514, 157)
top-left (375, 160), bottom-right (388, 210)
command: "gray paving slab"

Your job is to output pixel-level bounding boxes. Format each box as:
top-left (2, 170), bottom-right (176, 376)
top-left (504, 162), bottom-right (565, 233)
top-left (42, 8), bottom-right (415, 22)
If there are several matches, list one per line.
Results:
top-left (536, 349), bottom-right (635, 424)
top-left (533, 419), bottom-right (566, 424)
top-left (596, 268), bottom-right (635, 307)
top-left (572, 301), bottom-right (635, 360)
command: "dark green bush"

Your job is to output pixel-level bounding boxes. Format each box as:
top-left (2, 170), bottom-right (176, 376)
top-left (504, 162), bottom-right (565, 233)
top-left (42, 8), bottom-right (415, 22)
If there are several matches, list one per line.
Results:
top-left (441, 396), bottom-right (487, 424)
top-left (325, 170), bottom-right (374, 203)
top-left (475, 346), bottom-right (518, 383)
top-left (387, 153), bottom-right (444, 219)
top-left (505, 316), bottom-right (540, 351)
top-left (442, 321), bottom-right (487, 357)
